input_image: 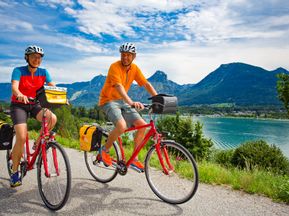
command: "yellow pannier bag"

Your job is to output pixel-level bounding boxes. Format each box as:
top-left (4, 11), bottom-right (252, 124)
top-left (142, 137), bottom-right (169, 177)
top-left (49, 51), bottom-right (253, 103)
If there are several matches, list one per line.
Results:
top-left (79, 124), bottom-right (103, 151)
top-left (36, 86), bottom-right (68, 108)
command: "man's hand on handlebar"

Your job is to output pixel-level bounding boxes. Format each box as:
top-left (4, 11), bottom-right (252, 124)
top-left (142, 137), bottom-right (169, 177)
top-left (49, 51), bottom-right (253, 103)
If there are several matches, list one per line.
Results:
top-left (131, 101), bottom-right (144, 110)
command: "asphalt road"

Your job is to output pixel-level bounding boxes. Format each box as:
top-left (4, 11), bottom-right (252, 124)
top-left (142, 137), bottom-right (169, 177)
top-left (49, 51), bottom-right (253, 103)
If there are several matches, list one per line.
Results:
top-left (0, 147), bottom-right (288, 216)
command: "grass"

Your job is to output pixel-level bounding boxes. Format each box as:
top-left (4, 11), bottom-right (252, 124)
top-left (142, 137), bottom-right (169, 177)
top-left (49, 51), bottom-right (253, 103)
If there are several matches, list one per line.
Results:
top-left (29, 131), bottom-right (289, 204)
top-left (198, 161), bottom-right (289, 203)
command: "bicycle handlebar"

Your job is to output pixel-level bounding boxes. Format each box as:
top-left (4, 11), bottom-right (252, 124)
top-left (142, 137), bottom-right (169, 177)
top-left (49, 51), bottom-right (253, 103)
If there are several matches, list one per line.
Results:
top-left (131, 103), bottom-right (152, 110)
top-left (27, 97), bottom-right (37, 102)
top-left (15, 96), bottom-right (37, 102)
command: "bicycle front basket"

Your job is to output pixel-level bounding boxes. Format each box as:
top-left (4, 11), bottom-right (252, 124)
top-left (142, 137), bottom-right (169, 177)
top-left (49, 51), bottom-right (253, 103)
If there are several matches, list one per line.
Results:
top-left (150, 94), bottom-right (178, 114)
top-left (36, 86), bottom-right (68, 108)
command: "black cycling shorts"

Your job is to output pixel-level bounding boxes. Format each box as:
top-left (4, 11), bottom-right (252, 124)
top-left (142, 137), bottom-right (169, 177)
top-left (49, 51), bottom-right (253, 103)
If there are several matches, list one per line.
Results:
top-left (10, 102), bottom-right (42, 125)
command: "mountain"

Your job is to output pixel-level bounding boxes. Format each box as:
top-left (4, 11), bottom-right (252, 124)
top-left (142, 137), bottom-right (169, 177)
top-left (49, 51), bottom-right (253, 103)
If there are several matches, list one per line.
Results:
top-left (0, 62), bottom-right (288, 106)
top-left (0, 83), bottom-right (11, 101)
top-left (128, 70), bottom-right (193, 102)
top-left (58, 75), bottom-right (106, 107)
top-left (178, 63), bottom-right (288, 105)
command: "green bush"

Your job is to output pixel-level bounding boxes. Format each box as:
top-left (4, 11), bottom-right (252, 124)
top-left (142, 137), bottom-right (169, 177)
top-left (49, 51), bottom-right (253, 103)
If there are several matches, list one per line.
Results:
top-left (275, 176), bottom-right (289, 203)
top-left (54, 106), bottom-right (78, 139)
top-left (212, 149), bottom-right (235, 168)
top-left (156, 113), bottom-right (213, 160)
top-left (231, 140), bottom-right (289, 175)
top-left (27, 118), bottom-right (41, 131)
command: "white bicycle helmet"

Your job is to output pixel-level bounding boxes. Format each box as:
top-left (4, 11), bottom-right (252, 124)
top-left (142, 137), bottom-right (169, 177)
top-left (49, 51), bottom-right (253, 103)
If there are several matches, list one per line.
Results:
top-left (119, 42), bottom-right (136, 54)
top-left (25, 45), bottom-right (44, 57)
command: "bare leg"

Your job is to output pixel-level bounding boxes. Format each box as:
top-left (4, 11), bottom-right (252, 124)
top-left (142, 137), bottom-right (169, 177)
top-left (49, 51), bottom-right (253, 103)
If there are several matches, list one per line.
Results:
top-left (11, 124), bottom-right (27, 172)
top-left (133, 118), bottom-right (147, 160)
top-left (34, 110), bottom-right (57, 147)
top-left (105, 118), bottom-right (127, 149)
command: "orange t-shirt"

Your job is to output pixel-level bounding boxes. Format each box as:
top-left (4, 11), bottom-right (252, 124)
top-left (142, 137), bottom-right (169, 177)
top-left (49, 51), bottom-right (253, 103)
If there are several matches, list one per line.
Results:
top-left (99, 60), bottom-right (148, 106)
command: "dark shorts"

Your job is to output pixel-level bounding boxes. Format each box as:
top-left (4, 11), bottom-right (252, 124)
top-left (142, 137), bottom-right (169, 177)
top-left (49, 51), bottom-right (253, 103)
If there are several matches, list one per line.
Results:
top-left (10, 102), bottom-right (42, 125)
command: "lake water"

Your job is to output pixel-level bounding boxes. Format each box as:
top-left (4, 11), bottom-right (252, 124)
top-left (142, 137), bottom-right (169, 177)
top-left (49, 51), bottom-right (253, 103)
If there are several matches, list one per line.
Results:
top-left (193, 116), bottom-right (289, 158)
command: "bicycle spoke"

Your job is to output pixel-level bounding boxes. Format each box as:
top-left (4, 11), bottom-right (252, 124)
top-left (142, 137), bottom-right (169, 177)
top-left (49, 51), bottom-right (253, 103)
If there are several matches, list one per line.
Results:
top-left (84, 133), bottom-right (119, 183)
top-left (37, 142), bottom-right (71, 210)
top-left (145, 141), bottom-right (198, 204)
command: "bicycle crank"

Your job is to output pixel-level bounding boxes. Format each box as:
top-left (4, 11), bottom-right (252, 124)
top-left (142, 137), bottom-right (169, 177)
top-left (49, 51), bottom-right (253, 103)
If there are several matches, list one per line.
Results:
top-left (20, 161), bottom-right (28, 179)
top-left (116, 160), bottom-right (127, 176)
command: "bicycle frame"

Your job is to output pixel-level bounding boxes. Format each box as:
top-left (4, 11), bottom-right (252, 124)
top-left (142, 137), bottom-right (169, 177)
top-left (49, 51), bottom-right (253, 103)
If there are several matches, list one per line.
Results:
top-left (23, 108), bottom-right (58, 177)
top-left (117, 119), bottom-right (174, 175)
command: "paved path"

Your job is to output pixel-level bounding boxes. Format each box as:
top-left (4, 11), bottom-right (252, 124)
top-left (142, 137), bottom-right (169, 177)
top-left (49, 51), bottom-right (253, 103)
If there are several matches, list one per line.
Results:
top-left (0, 148), bottom-right (288, 215)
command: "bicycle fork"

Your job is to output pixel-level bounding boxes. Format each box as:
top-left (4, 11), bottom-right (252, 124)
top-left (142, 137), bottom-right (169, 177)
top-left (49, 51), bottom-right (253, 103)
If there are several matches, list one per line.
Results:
top-left (155, 141), bottom-right (174, 175)
top-left (42, 135), bottom-right (60, 178)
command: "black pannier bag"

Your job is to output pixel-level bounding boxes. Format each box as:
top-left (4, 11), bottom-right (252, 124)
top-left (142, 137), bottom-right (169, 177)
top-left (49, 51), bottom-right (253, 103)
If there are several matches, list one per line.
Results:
top-left (149, 94), bottom-right (178, 114)
top-left (36, 86), bottom-right (68, 109)
top-left (0, 121), bottom-right (13, 150)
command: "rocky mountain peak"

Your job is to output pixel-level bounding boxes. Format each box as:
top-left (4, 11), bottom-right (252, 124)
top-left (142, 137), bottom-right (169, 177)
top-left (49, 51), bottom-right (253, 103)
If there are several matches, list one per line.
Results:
top-left (148, 70), bottom-right (167, 82)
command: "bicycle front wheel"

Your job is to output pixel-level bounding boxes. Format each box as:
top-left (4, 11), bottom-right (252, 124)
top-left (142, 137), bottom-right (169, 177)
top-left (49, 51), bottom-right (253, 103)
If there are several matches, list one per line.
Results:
top-left (84, 133), bottom-right (120, 183)
top-left (145, 141), bottom-right (198, 204)
top-left (37, 141), bottom-right (71, 211)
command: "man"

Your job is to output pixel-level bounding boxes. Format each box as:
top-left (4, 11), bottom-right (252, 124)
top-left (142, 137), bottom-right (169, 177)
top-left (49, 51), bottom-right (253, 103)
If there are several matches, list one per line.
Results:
top-left (10, 45), bottom-right (57, 187)
top-left (99, 42), bottom-right (157, 171)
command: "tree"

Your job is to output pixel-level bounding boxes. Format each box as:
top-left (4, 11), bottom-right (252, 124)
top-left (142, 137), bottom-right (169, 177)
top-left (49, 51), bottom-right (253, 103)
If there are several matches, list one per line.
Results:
top-left (277, 73), bottom-right (289, 116)
top-left (54, 106), bottom-right (78, 139)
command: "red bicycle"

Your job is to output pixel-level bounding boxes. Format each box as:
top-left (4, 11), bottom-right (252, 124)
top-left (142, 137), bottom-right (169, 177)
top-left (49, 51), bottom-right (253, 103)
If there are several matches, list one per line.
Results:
top-left (6, 97), bottom-right (71, 211)
top-left (84, 104), bottom-right (199, 204)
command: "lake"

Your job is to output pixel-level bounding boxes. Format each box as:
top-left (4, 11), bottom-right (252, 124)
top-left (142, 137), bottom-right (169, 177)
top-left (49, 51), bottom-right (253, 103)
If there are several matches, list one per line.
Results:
top-left (193, 116), bottom-right (289, 158)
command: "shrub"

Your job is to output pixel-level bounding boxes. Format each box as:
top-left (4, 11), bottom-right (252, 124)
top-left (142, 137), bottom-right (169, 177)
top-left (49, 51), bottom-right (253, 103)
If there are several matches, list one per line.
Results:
top-left (54, 106), bottom-right (78, 139)
top-left (231, 140), bottom-right (289, 175)
top-left (212, 149), bottom-right (235, 168)
top-left (156, 113), bottom-right (213, 160)
top-left (275, 176), bottom-right (289, 203)
top-left (27, 118), bottom-right (41, 131)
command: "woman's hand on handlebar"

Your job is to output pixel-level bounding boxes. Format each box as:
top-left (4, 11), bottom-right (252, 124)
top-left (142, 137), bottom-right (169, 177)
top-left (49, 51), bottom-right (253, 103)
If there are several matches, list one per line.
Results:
top-left (16, 94), bottom-right (29, 104)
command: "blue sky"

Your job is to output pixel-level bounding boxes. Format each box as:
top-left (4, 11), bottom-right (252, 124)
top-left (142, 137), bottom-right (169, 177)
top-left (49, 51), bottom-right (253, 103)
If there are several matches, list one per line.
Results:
top-left (0, 0), bottom-right (288, 84)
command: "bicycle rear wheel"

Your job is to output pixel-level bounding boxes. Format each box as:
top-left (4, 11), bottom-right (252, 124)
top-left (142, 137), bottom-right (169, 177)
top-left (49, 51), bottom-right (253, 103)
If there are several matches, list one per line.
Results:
top-left (37, 141), bottom-right (71, 211)
top-left (6, 149), bottom-right (12, 176)
top-left (84, 133), bottom-right (120, 183)
top-left (6, 135), bottom-right (16, 176)
top-left (145, 141), bottom-right (198, 204)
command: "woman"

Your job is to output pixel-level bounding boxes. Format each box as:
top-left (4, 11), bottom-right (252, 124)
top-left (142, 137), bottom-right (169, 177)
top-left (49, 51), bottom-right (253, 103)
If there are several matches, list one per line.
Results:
top-left (10, 45), bottom-right (57, 187)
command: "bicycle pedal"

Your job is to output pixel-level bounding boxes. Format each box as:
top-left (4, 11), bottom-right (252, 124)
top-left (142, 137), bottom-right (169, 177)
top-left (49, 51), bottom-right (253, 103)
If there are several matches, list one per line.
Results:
top-left (129, 165), bottom-right (144, 173)
top-left (112, 162), bottom-right (117, 168)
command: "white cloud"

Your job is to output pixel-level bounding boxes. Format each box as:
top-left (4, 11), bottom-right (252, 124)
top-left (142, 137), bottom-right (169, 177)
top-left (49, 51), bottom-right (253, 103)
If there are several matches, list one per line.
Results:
top-left (62, 0), bottom-right (200, 39)
top-left (0, 15), bottom-right (34, 32)
top-left (0, 0), bottom-right (288, 86)
top-left (137, 41), bottom-right (289, 84)
top-left (36, 0), bottom-right (74, 8)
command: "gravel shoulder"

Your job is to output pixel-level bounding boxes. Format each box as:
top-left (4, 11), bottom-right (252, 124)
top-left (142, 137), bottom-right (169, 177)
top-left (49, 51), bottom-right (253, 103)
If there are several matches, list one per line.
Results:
top-left (0, 147), bottom-right (288, 216)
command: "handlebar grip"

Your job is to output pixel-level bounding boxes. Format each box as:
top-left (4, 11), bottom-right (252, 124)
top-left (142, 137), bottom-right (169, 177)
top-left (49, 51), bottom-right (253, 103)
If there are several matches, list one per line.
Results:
top-left (131, 104), bottom-right (151, 109)
top-left (16, 96), bottom-right (36, 102)
top-left (27, 97), bottom-right (36, 102)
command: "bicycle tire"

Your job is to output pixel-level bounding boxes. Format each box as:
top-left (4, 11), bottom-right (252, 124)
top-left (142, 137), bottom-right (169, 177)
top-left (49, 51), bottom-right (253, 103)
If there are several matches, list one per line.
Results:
top-left (6, 149), bottom-right (12, 176)
top-left (145, 140), bottom-right (199, 204)
top-left (84, 132), bottom-right (120, 183)
top-left (6, 135), bottom-right (16, 176)
top-left (37, 141), bottom-right (71, 211)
